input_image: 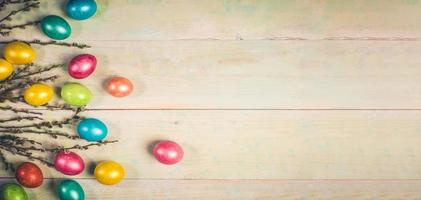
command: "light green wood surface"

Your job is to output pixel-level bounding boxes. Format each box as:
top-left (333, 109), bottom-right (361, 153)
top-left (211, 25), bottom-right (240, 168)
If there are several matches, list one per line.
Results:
top-left (2, 0), bottom-right (421, 199)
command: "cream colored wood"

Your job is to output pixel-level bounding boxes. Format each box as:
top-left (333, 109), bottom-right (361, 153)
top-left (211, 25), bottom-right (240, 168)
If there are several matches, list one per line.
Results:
top-left (4, 0), bottom-right (421, 40)
top-left (1, 40), bottom-right (420, 109)
top-left (1, 110), bottom-right (421, 179)
top-left (1, 179), bottom-right (421, 200)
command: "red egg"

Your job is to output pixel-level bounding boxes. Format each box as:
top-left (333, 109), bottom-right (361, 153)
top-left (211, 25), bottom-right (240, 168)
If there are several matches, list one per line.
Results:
top-left (153, 140), bottom-right (184, 165)
top-left (54, 151), bottom-right (85, 175)
top-left (15, 162), bottom-right (44, 188)
top-left (67, 54), bottom-right (97, 79)
top-left (106, 76), bottom-right (133, 97)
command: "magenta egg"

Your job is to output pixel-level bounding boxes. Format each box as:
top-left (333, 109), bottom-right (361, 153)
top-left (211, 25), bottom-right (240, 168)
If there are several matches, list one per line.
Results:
top-left (153, 140), bottom-right (184, 165)
top-left (54, 151), bottom-right (85, 175)
top-left (67, 54), bottom-right (97, 79)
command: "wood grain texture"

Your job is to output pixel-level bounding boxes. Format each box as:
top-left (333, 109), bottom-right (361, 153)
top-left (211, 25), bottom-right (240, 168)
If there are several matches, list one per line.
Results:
top-left (2, 110), bottom-right (421, 179)
top-left (4, 0), bottom-right (421, 40)
top-left (3, 40), bottom-right (421, 109)
top-left (2, 179), bottom-right (421, 200)
top-left (2, 0), bottom-right (421, 199)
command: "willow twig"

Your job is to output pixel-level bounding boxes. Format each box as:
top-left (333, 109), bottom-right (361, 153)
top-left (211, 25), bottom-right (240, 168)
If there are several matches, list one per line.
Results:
top-left (53, 140), bottom-right (119, 152)
top-left (0, 39), bottom-right (91, 49)
top-left (12, 64), bottom-right (63, 80)
top-left (0, 1), bottom-right (39, 24)
top-left (0, 116), bottom-right (77, 129)
top-left (0, 116), bottom-right (42, 123)
top-left (0, 106), bottom-right (42, 115)
top-left (0, 146), bottom-right (54, 167)
top-left (0, 150), bottom-right (15, 172)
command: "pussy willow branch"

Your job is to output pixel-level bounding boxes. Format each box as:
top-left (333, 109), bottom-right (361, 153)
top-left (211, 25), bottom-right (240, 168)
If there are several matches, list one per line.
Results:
top-left (0, 150), bottom-right (15, 172)
top-left (0, 1), bottom-right (39, 24)
top-left (0, 39), bottom-right (91, 49)
top-left (0, 0), bottom-right (39, 10)
top-left (0, 116), bottom-right (42, 123)
top-left (0, 75), bottom-right (59, 102)
top-left (0, 129), bottom-right (80, 139)
top-left (0, 20), bottom-right (39, 35)
top-left (0, 146), bottom-right (54, 167)
top-left (0, 134), bottom-right (118, 168)
top-left (0, 117), bottom-right (76, 129)
top-left (0, 106), bottom-right (42, 115)
top-left (56, 140), bottom-right (119, 152)
top-left (0, 63), bottom-right (62, 98)
top-left (12, 64), bottom-right (63, 80)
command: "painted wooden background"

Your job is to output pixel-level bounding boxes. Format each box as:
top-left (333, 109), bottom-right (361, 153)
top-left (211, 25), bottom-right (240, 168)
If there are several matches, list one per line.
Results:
top-left (2, 0), bottom-right (421, 199)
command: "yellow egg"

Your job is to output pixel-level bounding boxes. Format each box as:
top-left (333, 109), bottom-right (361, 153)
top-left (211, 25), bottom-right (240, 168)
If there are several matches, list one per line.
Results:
top-left (4, 41), bottom-right (36, 64)
top-left (94, 161), bottom-right (125, 185)
top-left (0, 58), bottom-right (13, 81)
top-left (24, 83), bottom-right (54, 106)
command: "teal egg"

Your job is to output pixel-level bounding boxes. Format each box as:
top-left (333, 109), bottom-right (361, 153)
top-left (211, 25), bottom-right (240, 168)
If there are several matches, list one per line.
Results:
top-left (1, 183), bottom-right (28, 200)
top-left (66, 0), bottom-right (97, 20)
top-left (57, 180), bottom-right (85, 200)
top-left (61, 83), bottom-right (92, 107)
top-left (77, 118), bottom-right (108, 141)
top-left (40, 15), bottom-right (72, 40)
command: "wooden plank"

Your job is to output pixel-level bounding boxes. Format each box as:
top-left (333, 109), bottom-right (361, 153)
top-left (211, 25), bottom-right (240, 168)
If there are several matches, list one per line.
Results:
top-left (2, 40), bottom-right (421, 109)
top-left (1, 110), bottom-right (421, 179)
top-left (2, 179), bottom-right (421, 200)
top-left (4, 0), bottom-right (421, 40)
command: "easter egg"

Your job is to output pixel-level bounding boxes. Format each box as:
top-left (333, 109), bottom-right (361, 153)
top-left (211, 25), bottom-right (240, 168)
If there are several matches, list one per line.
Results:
top-left (1, 183), bottom-right (28, 200)
top-left (94, 161), bottom-right (125, 185)
top-left (54, 151), bottom-right (85, 176)
top-left (106, 77), bottom-right (133, 97)
top-left (66, 0), bottom-right (97, 20)
top-left (40, 15), bottom-right (71, 40)
top-left (23, 83), bottom-right (54, 106)
top-left (15, 162), bottom-right (43, 188)
top-left (0, 59), bottom-right (13, 81)
top-left (57, 179), bottom-right (85, 200)
top-left (4, 41), bottom-right (36, 64)
top-left (68, 54), bottom-right (97, 79)
top-left (77, 118), bottom-right (108, 141)
top-left (61, 83), bottom-right (92, 107)
top-left (153, 140), bottom-right (184, 165)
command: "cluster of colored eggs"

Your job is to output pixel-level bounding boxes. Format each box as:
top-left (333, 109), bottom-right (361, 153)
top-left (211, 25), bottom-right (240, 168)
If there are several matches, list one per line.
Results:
top-left (0, 140), bottom-right (184, 199)
top-left (1, 160), bottom-right (125, 200)
top-left (0, 40), bottom-right (134, 107)
top-left (1, 179), bottom-right (85, 200)
top-left (39, 0), bottom-right (97, 40)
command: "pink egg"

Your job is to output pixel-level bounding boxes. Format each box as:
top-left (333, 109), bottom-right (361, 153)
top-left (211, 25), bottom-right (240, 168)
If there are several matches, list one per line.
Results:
top-left (54, 151), bottom-right (85, 175)
top-left (67, 54), bottom-right (97, 79)
top-left (153, 140), bottom-right (184, 165)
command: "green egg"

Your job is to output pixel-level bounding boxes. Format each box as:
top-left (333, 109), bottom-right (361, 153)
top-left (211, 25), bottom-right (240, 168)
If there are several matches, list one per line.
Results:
top-left (1, 183), bottom-right (28, 200)
top-left (40, 15), bottom-right (72, 40)
top-left (61, 83), bottom-right (92, 107)
top-left (57, 180), bottom-right (85, 200)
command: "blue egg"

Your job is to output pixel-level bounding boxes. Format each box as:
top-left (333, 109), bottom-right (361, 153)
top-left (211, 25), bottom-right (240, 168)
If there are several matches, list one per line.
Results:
top-left (77, 118), bottom-right (108, 141)
top-left (66, 0), bottom-right (97, 20)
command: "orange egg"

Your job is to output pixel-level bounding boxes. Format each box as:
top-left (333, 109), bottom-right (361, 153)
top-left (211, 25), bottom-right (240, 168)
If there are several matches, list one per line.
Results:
top-left (106, 77), bottom-right (133, 97)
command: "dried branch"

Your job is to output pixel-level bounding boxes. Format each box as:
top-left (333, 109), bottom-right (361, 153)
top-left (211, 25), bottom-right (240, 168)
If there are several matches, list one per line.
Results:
top-left (0, 150), bottom-right (15, 172)
top-left (54, 140), bottom-right (119, 152)
top-left (0, 1), bottom-right (40, 24)
top-left (0, 20), bottom-right (39, 35)
top-left (0, 116), bottom-right (42, 123)
top-left (0, 39), bottom-right (91, 49)
top-left (0, 117), bottom-right (76, 129)
top-left (0, 105), bottom-right (42, 115)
